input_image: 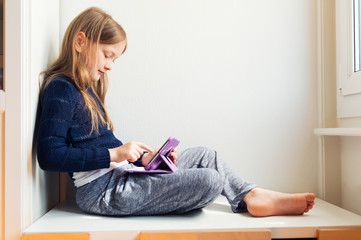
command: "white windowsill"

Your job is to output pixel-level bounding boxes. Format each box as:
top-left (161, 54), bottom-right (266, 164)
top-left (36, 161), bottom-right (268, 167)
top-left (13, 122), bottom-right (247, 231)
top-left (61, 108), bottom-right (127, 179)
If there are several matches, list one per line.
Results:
top-left (314, 128), bottom-right (361, 136)
top-left (23, 196), bottom-right (361, 240)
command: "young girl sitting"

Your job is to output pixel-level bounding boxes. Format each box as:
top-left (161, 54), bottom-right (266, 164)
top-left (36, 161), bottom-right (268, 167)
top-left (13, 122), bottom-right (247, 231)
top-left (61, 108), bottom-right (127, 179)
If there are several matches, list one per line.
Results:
top-left (37, 7), bottom-right (315, 217)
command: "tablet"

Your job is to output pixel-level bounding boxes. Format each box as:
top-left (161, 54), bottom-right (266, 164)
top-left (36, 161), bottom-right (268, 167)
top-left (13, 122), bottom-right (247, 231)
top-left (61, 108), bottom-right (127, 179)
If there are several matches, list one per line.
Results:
top-left (125, 136), bottom-right (179, 174)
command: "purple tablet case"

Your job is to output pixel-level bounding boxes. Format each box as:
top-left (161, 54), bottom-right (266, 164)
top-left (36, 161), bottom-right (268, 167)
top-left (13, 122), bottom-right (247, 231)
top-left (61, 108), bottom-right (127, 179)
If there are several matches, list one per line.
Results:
top-left (125, 137), bottom-right (179, 174)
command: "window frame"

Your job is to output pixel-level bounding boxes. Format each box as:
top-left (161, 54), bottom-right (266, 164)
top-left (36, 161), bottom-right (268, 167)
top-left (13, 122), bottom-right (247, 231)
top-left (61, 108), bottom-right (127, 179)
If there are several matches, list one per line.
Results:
top-left (336, 0), bottom-right (361, 117)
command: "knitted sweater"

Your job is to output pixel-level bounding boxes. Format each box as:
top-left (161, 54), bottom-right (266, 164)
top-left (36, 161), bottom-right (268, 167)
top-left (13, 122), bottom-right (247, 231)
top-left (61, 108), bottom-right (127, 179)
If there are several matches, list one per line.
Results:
top-left (36, 75), bottom-right (123, 173)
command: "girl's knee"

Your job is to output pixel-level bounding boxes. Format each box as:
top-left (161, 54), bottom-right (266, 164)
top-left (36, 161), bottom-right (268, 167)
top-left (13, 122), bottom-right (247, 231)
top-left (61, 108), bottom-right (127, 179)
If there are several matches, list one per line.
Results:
top-left (197, 168), bottom-right (223, 194)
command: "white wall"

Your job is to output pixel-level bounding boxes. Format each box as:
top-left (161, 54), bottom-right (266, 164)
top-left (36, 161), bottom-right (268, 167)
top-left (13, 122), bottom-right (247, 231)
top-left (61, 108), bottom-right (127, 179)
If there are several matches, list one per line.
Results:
top-left (337, 118), bottom-right (361, 215)
top-left (30, 0), bottom-right (60, 222)
top-left (339, 136), bottom-right (361, 215)
top-left (59, 0), bottom-right (319, 194)
top-left (4, 0), bottom-right (61, 235)
top-left (320, 0), bottom-right (361, 216)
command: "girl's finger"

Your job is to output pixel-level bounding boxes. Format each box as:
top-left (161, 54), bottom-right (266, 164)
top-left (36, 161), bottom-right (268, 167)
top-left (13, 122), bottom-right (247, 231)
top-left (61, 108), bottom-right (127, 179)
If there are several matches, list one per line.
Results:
top-left (136, 142), bottom-right (153, 152)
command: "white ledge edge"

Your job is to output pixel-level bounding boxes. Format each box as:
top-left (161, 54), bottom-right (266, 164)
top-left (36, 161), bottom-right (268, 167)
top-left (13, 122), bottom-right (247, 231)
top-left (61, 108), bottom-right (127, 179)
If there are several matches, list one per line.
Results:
top-left (314, 128), bottom-right (361, 136)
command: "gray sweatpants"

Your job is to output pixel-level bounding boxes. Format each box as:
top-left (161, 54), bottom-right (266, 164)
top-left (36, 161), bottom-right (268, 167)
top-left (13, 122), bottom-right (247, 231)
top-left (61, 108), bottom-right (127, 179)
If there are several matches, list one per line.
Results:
top-left (75, 147), bottom-right (257, 216)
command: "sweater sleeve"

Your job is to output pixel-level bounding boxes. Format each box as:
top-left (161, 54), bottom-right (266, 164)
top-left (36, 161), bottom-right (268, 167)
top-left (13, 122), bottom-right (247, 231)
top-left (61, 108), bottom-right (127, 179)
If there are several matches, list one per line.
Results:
top-left (36, 78), bottom-right (110, 172)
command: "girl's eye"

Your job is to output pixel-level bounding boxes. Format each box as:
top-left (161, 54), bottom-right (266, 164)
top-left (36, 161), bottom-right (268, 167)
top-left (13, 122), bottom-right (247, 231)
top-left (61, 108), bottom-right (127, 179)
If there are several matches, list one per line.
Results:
top-left (104, 52), bottom-right (116, 63)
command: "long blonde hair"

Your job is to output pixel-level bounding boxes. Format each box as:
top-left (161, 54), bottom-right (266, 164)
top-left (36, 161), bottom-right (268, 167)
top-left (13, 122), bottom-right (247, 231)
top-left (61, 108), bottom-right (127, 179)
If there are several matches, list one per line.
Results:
top-left (40, 7), bottom-right (127, 134)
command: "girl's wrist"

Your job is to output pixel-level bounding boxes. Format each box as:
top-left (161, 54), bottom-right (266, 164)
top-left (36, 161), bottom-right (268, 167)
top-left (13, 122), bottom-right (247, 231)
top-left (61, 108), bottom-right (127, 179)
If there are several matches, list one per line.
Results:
top-left (108, 148), bottom-right (117, 162)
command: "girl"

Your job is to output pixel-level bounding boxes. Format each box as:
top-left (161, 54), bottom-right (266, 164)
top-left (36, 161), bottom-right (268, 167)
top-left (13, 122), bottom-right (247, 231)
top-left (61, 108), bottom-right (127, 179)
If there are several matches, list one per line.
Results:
top-left (37, 7), bottom-right (315, 217)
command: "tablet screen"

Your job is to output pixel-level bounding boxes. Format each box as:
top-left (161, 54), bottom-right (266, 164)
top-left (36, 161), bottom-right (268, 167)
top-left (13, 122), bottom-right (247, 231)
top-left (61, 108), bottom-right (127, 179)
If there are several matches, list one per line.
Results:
top-left (147, 139), bottom-right (169, 166)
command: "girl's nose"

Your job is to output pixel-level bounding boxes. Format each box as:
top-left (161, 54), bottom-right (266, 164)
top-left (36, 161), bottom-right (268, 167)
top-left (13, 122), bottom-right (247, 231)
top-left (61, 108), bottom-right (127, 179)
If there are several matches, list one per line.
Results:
top-left (105, 63), bottom-right (112, 71)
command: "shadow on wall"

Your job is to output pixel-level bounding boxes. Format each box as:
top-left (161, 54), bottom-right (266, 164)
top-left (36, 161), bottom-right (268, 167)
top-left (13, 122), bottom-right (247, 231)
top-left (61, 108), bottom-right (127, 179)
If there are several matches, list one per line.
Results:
top-left (31, 86), bottom-right (60, 209)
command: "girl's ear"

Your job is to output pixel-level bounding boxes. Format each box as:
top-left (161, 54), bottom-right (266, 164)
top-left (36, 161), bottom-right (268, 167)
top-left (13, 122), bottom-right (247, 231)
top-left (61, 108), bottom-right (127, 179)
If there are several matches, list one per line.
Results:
top-left (74, 32), bottom-right (87, 53)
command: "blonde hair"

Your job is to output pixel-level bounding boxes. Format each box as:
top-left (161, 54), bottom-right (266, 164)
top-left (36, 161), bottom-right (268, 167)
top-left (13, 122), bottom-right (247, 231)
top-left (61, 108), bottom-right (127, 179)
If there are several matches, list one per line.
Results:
top-left (40, 7), bottom-right (127, 134)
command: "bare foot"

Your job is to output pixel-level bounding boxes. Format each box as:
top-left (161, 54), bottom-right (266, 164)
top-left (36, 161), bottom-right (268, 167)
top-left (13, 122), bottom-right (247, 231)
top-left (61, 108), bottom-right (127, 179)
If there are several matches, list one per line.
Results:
top-left (243, 188), bottom-right (316, 217)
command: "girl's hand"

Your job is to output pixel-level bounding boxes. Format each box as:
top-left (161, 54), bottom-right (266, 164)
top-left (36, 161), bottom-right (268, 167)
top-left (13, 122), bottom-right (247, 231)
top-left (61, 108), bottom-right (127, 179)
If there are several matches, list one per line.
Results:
top-left (141, 148), bottom-right (159, 166)
top-left (108, 141), bottom-right (153, 163)
top-left (169, 148), bottom-right (178, 164)
top-left (141, 147), bottom-right (178, 166)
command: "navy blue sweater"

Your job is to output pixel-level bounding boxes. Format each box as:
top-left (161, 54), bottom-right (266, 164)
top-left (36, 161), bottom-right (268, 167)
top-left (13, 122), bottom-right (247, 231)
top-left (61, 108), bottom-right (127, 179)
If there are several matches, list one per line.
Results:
top-left (36, 75), bottom-right (123, 173)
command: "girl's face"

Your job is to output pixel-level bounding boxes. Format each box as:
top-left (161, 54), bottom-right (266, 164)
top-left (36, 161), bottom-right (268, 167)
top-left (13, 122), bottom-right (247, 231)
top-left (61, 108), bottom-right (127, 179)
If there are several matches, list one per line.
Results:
top-left (86, 41), bottom-right (126, 82)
